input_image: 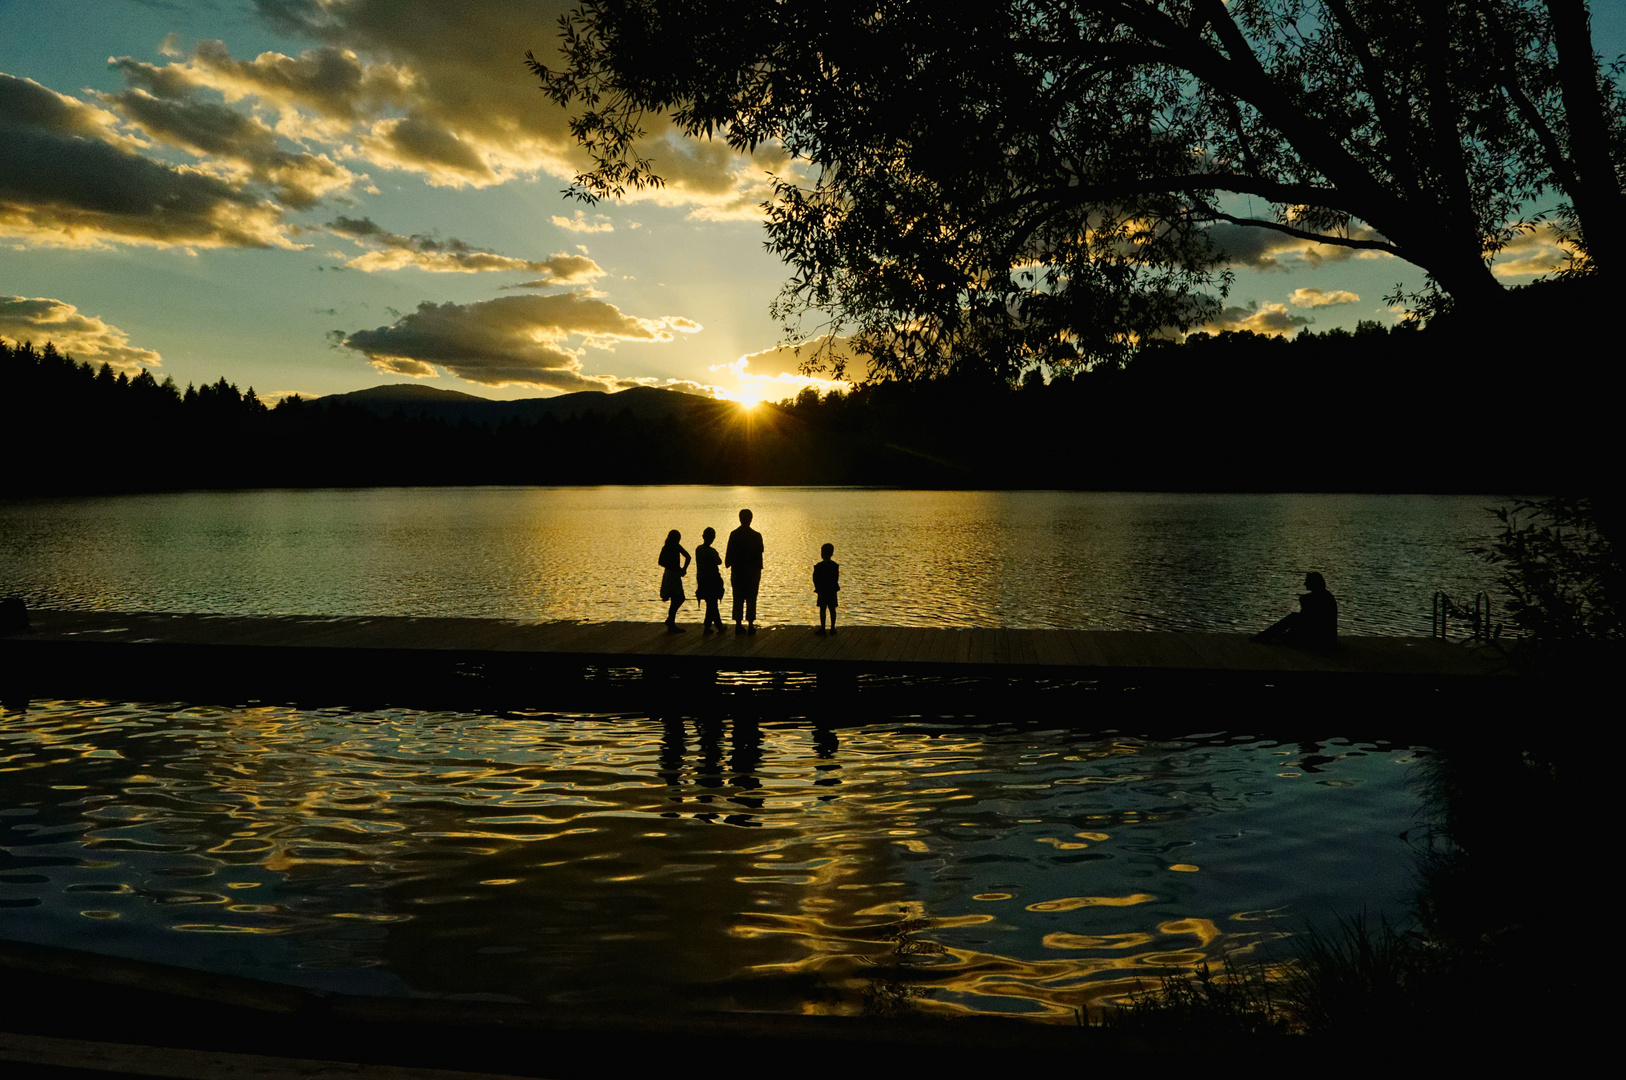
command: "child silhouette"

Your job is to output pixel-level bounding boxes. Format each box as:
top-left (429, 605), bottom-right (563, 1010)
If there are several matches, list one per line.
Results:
top-left (813, 542), bottom-right (840, 634)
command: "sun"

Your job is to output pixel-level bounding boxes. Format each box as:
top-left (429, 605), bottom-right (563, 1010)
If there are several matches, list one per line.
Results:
top-left (732, 390), bottom-right (764, 409)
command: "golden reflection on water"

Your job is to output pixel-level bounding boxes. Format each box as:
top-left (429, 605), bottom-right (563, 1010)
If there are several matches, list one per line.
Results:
top-left (0, 700), bottom-right (1420, 1017)
top-left (742, 904), bottom-right (1293, 1020)
top-left (1, 488), bottom-right (1505, 633)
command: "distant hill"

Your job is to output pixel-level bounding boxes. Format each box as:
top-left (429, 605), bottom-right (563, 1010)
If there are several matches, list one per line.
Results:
top-left (316, 383), bottom-right (720, 425)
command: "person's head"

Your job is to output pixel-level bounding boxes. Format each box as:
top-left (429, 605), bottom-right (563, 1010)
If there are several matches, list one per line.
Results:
top-left (667, 529), bottom-right (681, 545)
top-left (739, 508), bottom-right (753, 525)
top-left (703, 526), bottom-right (716, 543)
top-left (821, 543), bottom-right (834, 559)
top-left (1305, 571), bottom-right (1327, 591)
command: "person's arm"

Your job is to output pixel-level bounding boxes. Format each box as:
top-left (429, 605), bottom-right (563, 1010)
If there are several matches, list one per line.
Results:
top-left (680, 546), bottom-right (691, 571)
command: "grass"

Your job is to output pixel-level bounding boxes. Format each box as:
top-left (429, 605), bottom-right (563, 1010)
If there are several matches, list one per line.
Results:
top-left (1111, 953), bottom-right (1293, 1036)
top-left (1112, 916), bottom-right (1451, 1037)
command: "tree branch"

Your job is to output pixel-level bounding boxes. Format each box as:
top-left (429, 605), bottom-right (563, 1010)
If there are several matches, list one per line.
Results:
top-left (1202, 210), bottom-right (1403, 257)
top-left (1322, 0), bottom-right (1421, 200)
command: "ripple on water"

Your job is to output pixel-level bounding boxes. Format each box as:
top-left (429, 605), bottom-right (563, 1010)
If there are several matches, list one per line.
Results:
top-left (0, 700), bottom-right (1427, 1017)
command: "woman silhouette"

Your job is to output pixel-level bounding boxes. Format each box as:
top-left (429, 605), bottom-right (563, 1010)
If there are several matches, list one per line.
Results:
top-left (694, 526), bottom-right (725, 633)
top-left (658, 529), bottom-right (692, 632)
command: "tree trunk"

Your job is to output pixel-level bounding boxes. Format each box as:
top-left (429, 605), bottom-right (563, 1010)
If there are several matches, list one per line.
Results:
top-left (1547, 0), bottom-right (1626, 273)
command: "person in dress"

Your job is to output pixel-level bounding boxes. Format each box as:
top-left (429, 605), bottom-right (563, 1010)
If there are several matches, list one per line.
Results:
top-left (813, 542), bottom-right (840, 635)
top-left (724, 508), bottom-right (764, 634)
top-left (658, 529), bottom-right (691, 633)
top-left (694, 526), bottom-right (726, 634)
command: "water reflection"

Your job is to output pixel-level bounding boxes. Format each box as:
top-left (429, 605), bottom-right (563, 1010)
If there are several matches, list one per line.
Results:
top-left (0, 700), bottom-right (1422, 1017)
top-left (0, 488), bottom-right (1502, 633)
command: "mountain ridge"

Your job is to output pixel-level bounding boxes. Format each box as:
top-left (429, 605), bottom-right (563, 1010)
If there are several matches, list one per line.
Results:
top-left (315, 382), bottom-right (721, 425)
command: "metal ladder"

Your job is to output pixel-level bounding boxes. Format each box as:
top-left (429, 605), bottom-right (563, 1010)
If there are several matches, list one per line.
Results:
top-left (1432, 590), bottom-right (1493, 640)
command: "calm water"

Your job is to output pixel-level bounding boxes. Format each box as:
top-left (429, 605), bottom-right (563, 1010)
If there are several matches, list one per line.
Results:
top-left (0, 489), bottom-right (1477, 1016)
top-left (0, 700), bottom-right (1427, 1019)
top-left (0, 487), bottom-right (1504, 634)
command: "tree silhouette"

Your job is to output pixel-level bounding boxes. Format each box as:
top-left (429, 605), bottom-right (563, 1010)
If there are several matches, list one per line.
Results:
top-left (1, 326), bottom-right (1602, 494)
top-left (533, 1), bottom-right (1624, 376)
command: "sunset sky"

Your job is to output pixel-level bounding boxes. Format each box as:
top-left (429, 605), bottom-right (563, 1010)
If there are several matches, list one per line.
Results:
top-left (4, 0), bottom-right (1622, 404)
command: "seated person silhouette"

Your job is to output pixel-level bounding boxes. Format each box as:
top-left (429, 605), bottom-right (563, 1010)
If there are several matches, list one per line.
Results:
top-left (1252, 572), bottom-right (1338, 648)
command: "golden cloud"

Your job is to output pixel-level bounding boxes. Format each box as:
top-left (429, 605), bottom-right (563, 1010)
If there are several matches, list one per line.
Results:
top-left (1197, 301), bottom-right (1313, 336)
top-left (336, 291), bottom-right (701, 390)
top-left (100, 86), bottom-right (359, 208)
top-left (0, 296), bottom-right (161, 373)
top-left (118, 1), bottom-right (778, 208)
top-left (1, 71), bottom-right (297, 250)
top-left (328, 215), bottom-right (606, 278)
top-left (1491, 224), bottom-right (1578, 279)
top-left (714, 336), bottom-right (869, 399)
top-left (552, 210), bottom-right (615, 233)
top-left (1288, 287), bottom-right (1360, 308)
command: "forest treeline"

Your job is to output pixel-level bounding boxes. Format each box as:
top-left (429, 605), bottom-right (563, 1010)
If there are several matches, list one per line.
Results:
top-left (1, 320), bottom-right (1600, 495)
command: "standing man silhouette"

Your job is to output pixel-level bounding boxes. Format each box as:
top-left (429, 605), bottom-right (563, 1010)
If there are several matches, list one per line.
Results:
top-left (725, 508), bottom-right (764, 635)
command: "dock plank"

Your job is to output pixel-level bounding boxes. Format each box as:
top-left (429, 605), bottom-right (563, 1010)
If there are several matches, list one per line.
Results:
top-left (1006, 629), bottom-right (1041, 669)
top-left (889, 627), bottom-right (926, 666)
top-left (1031, 629), bottom-right (1082, 668)
top-left (4, 610), bottom-right (1515, 690)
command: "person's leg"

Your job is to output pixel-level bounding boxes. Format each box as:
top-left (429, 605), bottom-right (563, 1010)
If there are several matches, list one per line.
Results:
top-left (732, 587), bottom-right (744, 629)
top-left (828, 599), bottom-right (837, 634)
top-left (817, 602), bottom-right (827, 633)
top-left (1252, 612), bottom-right (1298, 642)
top-left (667, 597), bottom-right (685, 630)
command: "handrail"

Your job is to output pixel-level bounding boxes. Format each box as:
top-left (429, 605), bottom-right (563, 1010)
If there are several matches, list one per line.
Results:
top-left (1432, 590), bottom-right (1493, 640)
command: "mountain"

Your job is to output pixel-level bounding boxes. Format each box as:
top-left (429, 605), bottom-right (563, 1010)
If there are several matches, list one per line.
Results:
top-left (315, 383), bottom-right (721, 425)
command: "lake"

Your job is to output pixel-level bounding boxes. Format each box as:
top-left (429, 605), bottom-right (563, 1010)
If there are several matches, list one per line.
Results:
top-left (0, 701), bottom-right (1428, 1019)
top-left (0, 487), bottom-right (1506, 634)
top-left (0, 487), bottom-right (1489, 1019)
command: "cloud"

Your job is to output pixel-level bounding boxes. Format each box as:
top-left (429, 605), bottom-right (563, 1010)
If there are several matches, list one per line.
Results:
top-left (327, 215), bottom-right (606, 278)
top-left (552, 210), bottom-right (614, 233)
top-left (1288, 287), bottom-right (1359, 308)
top-left (712, 337), bottom-right (867, 401)
top-left (1198, 300), bottom-right (1313, 336)
top-left (112, 42), bottom-right (413, 134)
top-left (99, 86), bottom-right (358, 208)
top-left (1206, 222), bottom-right (1388, 270)
top-left (1491, 224), bottom-right (1578, 279)
top-left (334, 291), bottom-right (702, 389)
top-left (725, 336), bottom-right (873, 385)
top-left (0, 71), bottom-right (295, 250)
top-left (110, 2), bottom-right (775, 210)
top-left (0, 296), bottom-right (162, 372)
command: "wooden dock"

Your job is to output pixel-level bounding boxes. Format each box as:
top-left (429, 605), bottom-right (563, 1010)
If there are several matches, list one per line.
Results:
top-left (0, 609), bottom-right (1515, 710)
